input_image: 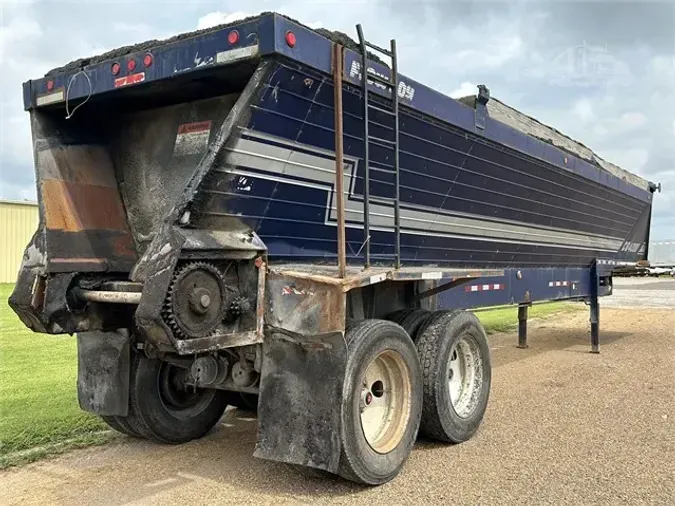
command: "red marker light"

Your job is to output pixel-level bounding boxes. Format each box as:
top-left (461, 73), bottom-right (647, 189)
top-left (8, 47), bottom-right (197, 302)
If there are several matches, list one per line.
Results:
top-left (111, 62), bottom-right (121, 75)
top-left (46, 80), bottom-right (55, 91)
top-left (127, 59), bottom-right (136, 72)
top-left (143, 53), bottom-right (153, 67)
top-left (285, 30), bottom-right (296, 48)
top-left (228, 30), bottom-right (239, 45)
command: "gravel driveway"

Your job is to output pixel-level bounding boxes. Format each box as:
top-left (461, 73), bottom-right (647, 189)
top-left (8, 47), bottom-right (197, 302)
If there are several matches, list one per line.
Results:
top-left (603, 277), bottom-right (675, 308)
top-left (1, 283), bottom-right (673, 505)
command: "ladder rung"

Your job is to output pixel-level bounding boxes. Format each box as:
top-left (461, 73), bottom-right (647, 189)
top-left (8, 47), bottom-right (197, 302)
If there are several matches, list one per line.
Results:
top-left (368, 103), bottom-right (396, 116)
top-left (368, 164), bottom-right (395, 173)
top-left (365, 41), bottom-right (393, 57)
top-left (368, 135), bottom-right (395, 146)
top-left (370, 196), bottom-right (397, 205)
top-left (365, 72), bottom-right (395, 89)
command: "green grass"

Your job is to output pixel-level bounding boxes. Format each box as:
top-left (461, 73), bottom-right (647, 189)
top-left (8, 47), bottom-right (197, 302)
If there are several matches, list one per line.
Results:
top-left (0, 284), bottom-right (111, 467)
top-left (475, 301), bottom-right (581, 334)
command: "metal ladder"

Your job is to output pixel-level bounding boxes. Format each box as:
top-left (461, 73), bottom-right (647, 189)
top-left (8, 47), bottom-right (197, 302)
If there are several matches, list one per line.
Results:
top-left (356, 24), bottom-right (401, 269)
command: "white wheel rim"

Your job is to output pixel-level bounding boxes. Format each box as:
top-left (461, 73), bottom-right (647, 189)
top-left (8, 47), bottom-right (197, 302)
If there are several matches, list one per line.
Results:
top-left (448, 335), bottom-right (483, 418)
top-left (359, 350), bottom-right (412, 454)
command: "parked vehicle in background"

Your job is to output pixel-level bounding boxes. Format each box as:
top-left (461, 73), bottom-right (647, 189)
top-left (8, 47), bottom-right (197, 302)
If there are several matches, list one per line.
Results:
top-left (647, 267), bottom-right (671, 276)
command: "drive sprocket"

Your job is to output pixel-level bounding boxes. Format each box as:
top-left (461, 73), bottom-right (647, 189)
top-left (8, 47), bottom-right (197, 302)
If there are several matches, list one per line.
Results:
top-left (162, 262), bottom-right (227, 339)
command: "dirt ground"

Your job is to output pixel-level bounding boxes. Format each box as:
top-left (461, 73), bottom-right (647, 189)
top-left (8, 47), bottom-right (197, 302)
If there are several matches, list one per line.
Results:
top-left (1, 302), bottom-right (674, 504)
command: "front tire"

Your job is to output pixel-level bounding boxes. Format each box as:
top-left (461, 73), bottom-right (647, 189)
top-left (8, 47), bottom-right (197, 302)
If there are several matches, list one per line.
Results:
top-left (131, 355), bottom-right (229, 443)
top-left (338, 320), bottom-right (422, 485)
top-left (416, 310), bottom-right (491, 443)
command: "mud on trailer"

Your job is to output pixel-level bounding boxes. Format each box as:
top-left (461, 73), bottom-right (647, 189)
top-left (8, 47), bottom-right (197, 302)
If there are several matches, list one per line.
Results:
top-left (9, 13), bottom-right (657, 485)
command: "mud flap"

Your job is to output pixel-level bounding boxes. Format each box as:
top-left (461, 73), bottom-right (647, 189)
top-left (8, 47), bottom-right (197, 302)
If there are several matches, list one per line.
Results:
top-left (254, 329), bottom-right (347, 473)
top-left (76, 330), bottom-right (131, 416)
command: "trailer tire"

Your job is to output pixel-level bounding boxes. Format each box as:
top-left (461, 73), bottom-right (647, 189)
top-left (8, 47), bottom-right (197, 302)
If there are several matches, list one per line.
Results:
top-left (226, 392), bottom-right (259, 413)
top-left (416, 310), bottom-right (491, 443)
top-left (398, 309), bottom-right (432, 341)
top-left (415, 309), bottom-right (461, 340)
top-left (124, 353), bottom-right (157, 440)
top-left (338, 319), bottom-right (422, 485)
top-left (100, 416), bottom-right (141, 438)
top-left (385, 309), bottom-right (414, 326)
top-left (131, 355), bottom-right (229, 443)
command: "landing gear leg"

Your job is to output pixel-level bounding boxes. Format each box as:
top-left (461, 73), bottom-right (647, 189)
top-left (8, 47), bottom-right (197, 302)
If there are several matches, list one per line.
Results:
top-left (517, 304), bottom-right (529, 349)
top-left (590, 294), bottom-right (600, 354)
top-left (590, 262), bottom-right (600, 354)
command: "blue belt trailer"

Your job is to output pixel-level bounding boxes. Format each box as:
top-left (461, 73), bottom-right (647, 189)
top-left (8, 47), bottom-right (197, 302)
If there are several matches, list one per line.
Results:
top-left (9, 12), bottom-right (658, 485)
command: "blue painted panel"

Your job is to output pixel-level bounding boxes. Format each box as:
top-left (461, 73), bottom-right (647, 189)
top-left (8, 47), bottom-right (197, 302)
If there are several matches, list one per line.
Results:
top-left (182, 59), bottom-right (651, 267)
top-left (246, 63), bottom-right (650, 243)
top-left (25, 17), bottom-right (264, 108)
top-left (199, 168), bottom-right (636, 267)
top-left (436, 267), bottom-right (597, 311)
top-left (340, 48), bottom-right (650, 203)
top-left (273, 14), bottom-right (332, 74)
top-left (26, 13), bottom-right (651, 205)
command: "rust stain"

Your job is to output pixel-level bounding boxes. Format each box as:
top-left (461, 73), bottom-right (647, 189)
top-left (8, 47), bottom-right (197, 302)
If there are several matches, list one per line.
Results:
top-left (41, 179), bottom-right (129, 232)
top-left (37, 145), bottom-right (119, 188)
top-left (30, 275), bottom-right (46, 312)
top-left (111, 234), bottom-right (137, 258)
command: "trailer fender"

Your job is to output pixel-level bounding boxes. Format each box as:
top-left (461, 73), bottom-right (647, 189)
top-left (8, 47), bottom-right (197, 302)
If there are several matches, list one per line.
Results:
top-left (254, 328), bottom-right (347, 473)
top-left (76, 329), bottom-right (131, 416)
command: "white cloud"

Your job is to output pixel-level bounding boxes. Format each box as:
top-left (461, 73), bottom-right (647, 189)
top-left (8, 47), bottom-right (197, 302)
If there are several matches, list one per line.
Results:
top-left (197, 11), bottom-right (250, 30)
top-left (112, 22), bottom-right (153, 36)
top-left (449, 81), bottom-right (476, 99)
top-left (572, 98), bottom-right (595, 123)
top-left (0, 16), bottom-right (42, 65)
top-left (618, 112), bottom-right (646, 129)
top-left (453, 35), bottom-right (523, 70)
top-left (649, 55), bottom-right (675, 78)
top-left (428, 22), bottom-right (524, 74)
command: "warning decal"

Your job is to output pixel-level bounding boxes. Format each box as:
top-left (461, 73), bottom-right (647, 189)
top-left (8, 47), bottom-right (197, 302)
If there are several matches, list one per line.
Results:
top-left (174, 121), bottom-right (212, 156)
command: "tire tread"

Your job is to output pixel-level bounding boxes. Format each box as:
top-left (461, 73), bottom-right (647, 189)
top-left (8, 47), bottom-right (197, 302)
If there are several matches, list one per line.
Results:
top-left (417, 310), bottom-right (490, 442)
top-left (337, 319), bottom-right (422, 485)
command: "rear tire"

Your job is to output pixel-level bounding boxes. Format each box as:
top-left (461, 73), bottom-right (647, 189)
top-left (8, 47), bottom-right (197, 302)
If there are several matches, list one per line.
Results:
top-left (226, 391), bottom-right (259, 413)
top-left (101, 353), bottom-right (151, 439)
top-left (131, 355), bottom-right (229, 443)
top-left (100, 416), bottom-right (140, 438)
top-left (385, 309), bottom-right (414, 326)
top-left (416, 310), bottom-right (491, 443)
top-left (397, 309), bottom-right (432, 341)
top-left (337, 320), bottom-right (422, 485)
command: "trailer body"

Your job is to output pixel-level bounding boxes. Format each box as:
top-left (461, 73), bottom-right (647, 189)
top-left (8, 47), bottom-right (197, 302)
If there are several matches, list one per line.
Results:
top-left (8, 13), bottom-right (657, 484)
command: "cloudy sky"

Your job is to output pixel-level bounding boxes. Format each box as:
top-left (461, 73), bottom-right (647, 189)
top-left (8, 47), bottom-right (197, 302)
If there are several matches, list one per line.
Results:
top-left (0, 0), bottom-right (673, 241)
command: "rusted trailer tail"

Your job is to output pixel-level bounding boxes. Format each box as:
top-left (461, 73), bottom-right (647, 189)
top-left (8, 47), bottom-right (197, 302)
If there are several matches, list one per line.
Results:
top-left (9, 13), bottom-right (657, 485)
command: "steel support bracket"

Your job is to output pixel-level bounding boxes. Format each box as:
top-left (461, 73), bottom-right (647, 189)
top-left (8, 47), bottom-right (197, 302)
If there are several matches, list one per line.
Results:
top-left (475, 84), bottom-right (490, 131)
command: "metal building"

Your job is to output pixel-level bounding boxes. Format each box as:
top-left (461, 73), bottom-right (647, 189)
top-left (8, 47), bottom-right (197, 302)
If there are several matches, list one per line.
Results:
top-left (0, 200), bottom-right (38, 283)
